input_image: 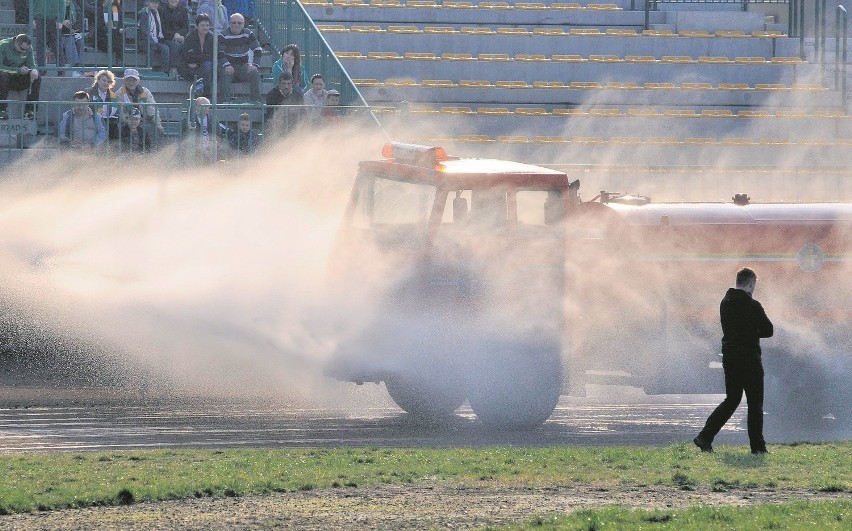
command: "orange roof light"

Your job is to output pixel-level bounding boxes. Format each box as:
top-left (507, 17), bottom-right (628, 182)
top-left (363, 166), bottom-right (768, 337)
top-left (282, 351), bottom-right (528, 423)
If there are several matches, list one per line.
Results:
top-left (382, 142), bottom-right (448, 167)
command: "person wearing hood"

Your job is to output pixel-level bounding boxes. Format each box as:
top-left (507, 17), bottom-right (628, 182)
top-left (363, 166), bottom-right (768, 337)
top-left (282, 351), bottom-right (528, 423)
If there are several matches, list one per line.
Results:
top-left (694, 267), bottom-right (773, 455)
top-left (197, 0), bottom-right (229, 34)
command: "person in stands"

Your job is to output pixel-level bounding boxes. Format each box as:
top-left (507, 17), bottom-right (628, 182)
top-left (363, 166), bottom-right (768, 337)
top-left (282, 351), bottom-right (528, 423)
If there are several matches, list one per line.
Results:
top-left (86, 69), bottom-right (120, 140)
top-left (116, 68), bottom-right (164, 144)
top-left (58, 90), bottom-right (106, 149)
top-left (120, 107), bottom-right (153, 153)
top-left (218, 13), bottom-right (262, 102)
top-left (182, 13), bottom-right (215, 98)
top-left (160, 0), bottom-right (190, 79)
top-left (196, 0), bottom-right (228, 34)
top-left (0, 34), bottom-right (41, 121)
top-left (271, 44), bottom-right (307, 94)
top-left (225, 112), bottom-right (261, 155)
top-left (264, 72), bottom-right (304, 136)
top-left (138, 0), bottom-right (170, 74)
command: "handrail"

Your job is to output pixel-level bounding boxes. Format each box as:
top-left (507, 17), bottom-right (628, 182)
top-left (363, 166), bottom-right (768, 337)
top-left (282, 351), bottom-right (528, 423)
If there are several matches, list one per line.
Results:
top-left (645, 0), bottom-right (790, 31)
top-left (837, 5), bottom-right (848, 110)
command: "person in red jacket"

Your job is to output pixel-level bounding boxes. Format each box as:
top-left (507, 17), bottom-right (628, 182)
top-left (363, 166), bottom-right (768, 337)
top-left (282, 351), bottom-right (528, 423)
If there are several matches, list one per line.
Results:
top-left (694, 267), bottom-right (774, 454)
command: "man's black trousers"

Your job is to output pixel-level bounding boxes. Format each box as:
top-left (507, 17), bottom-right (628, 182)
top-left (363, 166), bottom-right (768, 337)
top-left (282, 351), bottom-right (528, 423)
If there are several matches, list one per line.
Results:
top-left (0, 73), bottom-right (42, 112)
top-left (698, 355), bottom-right (766, 452)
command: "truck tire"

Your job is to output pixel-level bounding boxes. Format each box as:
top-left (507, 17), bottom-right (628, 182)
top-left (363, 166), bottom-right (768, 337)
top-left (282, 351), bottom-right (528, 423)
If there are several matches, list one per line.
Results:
top-left (763, 349), bottom-right (844, 431)
top-left (384, 376), bottom-right (466, 420)
top-left (466, 338), bottom-right (562, 428)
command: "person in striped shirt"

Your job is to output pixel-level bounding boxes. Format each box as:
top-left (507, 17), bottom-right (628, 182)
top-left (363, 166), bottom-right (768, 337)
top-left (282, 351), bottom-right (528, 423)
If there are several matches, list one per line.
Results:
top-left (217, 13), bottom-right (262, 102)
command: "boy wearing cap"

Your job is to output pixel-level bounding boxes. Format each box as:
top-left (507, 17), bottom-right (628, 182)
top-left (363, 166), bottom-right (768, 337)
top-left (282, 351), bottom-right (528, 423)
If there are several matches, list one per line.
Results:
top-left (0, 34), bottom-right (41, 121)
top-left (120, 107), bottom-right (152, 152)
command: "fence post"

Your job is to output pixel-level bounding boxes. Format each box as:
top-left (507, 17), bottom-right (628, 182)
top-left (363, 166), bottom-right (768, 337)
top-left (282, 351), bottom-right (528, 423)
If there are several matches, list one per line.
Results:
top-left (840, 6), bottom-right (848, 111)
top-left (799, 0), bottom-right (806, 60)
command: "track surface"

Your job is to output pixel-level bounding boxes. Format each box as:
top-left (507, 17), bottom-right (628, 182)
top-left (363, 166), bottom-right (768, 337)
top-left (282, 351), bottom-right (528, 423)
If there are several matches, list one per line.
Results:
top-left (2, 387), bottom-right (844, 454)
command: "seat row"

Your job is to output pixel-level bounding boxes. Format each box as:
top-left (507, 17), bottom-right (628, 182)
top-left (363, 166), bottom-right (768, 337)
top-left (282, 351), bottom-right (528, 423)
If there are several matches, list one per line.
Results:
top-left (319, 24), bottom-right (785, 38)
top-left (376, 106), bottom-right (847, 118)
top-left (406, 134), bottom-right (852, 146)
top-left (355, 79), bottom-right (827, 91)
top-left (305, 0), bottom-right (621, 9)
top-left (338, 51), bottom-right (802, 63)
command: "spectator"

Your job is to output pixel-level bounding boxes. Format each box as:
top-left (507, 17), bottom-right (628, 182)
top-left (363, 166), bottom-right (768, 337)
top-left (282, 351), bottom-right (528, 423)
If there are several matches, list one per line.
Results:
top-left (303, 73), bottom-right (327, 107)
top-left (59, 90), bottom-right (106, 149)
top-left (225, 112), bottom-right (260, 155)
top-left (264, 72), bottom-right (304, 135)
top-left (97, 0), bottom-right (124, 61)
top-left (188, 96), bottom-right (222, 160)
top-left (86, 69), bottom-right (120, 140)
top-left (138, 0), bottom-right (170, 74)
top-left (322, 89), bottom-right (346, 124)
top-left (271, 44), bottom-right (307, 94)
top-left (223, 0), bottom-right (255, 24)
top-left (218, 13), bottom-right (262, 102)
top-left (58, 0), bottom-right (83, 76)
top-left (160, 0), bottom-right (190, 79)
top-left (120, 107), bottom-right (153, 153)
top-left (197, 0), bottom-right (228, 35)
top-left (183, 13), bottom-right (215, 98)
top-left (32, 0), bottom-right (64, 67)
top-left (116, 68), bottom-right (164, 140)
top-left (0, 34), bottom-right (41, 121)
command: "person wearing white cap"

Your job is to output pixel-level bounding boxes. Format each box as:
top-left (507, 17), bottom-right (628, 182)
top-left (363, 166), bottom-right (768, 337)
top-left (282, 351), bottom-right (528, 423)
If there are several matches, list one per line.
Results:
top-left (116, 68), bottom-right (164, 144)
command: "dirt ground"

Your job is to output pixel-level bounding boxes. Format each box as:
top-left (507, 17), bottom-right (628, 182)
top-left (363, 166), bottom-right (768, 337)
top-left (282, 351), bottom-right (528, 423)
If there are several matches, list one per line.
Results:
top-left (3, 483), bottom-right (849, 530)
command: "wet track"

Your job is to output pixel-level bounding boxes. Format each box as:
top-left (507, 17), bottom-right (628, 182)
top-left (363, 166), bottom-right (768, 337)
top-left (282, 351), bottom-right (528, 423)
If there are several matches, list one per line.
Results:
top-left (5, 388), bottom-right (839, 454)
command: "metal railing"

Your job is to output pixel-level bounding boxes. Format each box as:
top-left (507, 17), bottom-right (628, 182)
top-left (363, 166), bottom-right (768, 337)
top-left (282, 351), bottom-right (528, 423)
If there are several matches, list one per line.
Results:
top-left (644, 0), bottom-right (790, 30)
top-left (0, 98), bottom-right (378, 162)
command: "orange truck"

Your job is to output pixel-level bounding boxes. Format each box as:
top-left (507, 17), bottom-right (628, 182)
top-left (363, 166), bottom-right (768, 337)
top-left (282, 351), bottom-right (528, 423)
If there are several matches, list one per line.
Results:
top-left (326, 143), bottom-right (852, 427)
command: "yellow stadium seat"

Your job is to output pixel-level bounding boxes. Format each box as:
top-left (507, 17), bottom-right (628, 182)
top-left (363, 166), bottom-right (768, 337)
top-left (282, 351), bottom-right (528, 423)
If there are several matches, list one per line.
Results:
top-left (517, 2), bottom-right (547, 9)
top-left (421, 79), bottom-right (455, 87)
top-left (624, 55), bottom-right (656, 63)
top-left (682, 83), bottom-right (714, 90)
top-left (352, 79), bottom-right (381, 86)
top-left (590, 108), bottom-right (623, 116)
top-left (685, 137), bottom-right (716, 145)
top-left (497, 27), bottom-right (529, 35)
top-left (459, 135), bottom-right (494, 142)
top-left (515, 107), bottom-right (548, 115)
top-left (551, 2), bottom-right (581, 8)
top-left (792, 84), bottom-right (828, 91)
top-left (497, 136), bottom-right (531, 144)
top-left (533, 81), bottom-right (566, 88)
top-left (553, 108), bottom-right (586, 116)
top-left (317, 24), bottom-right (346, 32)
top-left (588, 55), bottom-right (621, 62)
top-left (496, 80), bottom-right (529, 88)
top-left (642, 29), bottom-right (674, 36)
top-left (647, 137), bottom-right (679, 144)
top-left (813, 110), bottom-right (846, 117)
top-left (443, 1), bottom-right (474, 7)
top-left (755, 84), bottom-right (788, 90)
top-left (440, 106), bottom-right (474, 114)
top-left (679, 30), bottom-right (710, 37)
top-left (771, 56), bottom-right (805, 64)
top-left (718, 83), bottom-right (751, 90)
top-left (664, 109), bottom-right (698, 117)
top-left (440, 53), bottom-right (475, 60)
top-left (738, 110), bottom-right (771, 117)
top-left (515, 54), bottom-right (548, 61)
top-left (480, 1), bottom-right (510, 7)
top-left (336, 51), bottom-right (364, 59)
top-left (408, 105), bottom-right (437, 113)
top-left (701, 109), bottom-right (734, 117)
top-left (424, 26), bottom-right (456, 33)
top-left (758, 138), bottom-right (791, 145)
top-left (606, 29), bottom-right (637, 36)
top-left (734, 57), bottom-right (767, 64)
top-left (302, 0), bottom-right (329, 5)
top-left (552, 55), bottom-right (584, 62)
top-left (752, 30), bottom-right (785, 38)
top-left (370, 0), bottom-right (401, 6)
top-left (533, 136), bottom-right (569, 143)
top-left (587, 3), bottom-right (620, 9)
top-left (607, 82), bottom-right (639, 89)
top-left (610, 136), bottom-right (643, 144)
top-left (367, 51), bottom-right (400, 59)
top-left (627, 108), bottom-right (659, 117)
top-left (533, 28), bottom-right (566, 36)
top-left (775, 111), bottom-right (809, 118)
top-left (570, 81), bottom-right (603, 89)
top-left (352, 25), bottom-right (385, 32)
top-left (715, 30), bottom-right (747, 37)
top-left (404, 52), bottom-right (437, 60)
top-left (333, 0), bottom-right (363, 5)
top-left (570, 28), bottom-right (602, 36)
top-left (662, 56), bottom-right (695, 63)
top-left (385, 78), bottom-right (418, 86)
top-left (478, 53), bottom-right (511, 61)
top-left (572, 136), bottom-right (605, 144)
top-left (644, 82), bottom-right (676, 90)
top-left (720, 138), bottom-right (754, 145)
top-left (388, 25), bottom-right (421, 33)
top-left (477, 107), bottom-right (511, 114)
top-left (460, 80), bottom-right (493, 87)
top-left (460, 26), bottom-right (494, 34)
top-left (698, 56), bottom-right (730, 63)
top-left (407, 0), bottom-right (439, 6)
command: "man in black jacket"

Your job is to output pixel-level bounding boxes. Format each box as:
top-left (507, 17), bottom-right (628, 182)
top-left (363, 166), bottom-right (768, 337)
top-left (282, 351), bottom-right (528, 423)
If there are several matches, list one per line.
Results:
top-left (694, 267), bottom-right (774, 454)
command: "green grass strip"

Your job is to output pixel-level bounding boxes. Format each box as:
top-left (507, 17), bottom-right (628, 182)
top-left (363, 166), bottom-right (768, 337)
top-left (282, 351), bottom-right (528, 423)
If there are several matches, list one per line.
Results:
top-left (0, 442), bottom-right (849, 514)
top-left (507, 499), bottom-right (852, 530)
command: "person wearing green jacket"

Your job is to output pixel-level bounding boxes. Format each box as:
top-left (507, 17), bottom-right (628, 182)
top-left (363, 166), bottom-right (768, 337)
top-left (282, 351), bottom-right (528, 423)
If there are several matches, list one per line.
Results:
top-left (32, 0), bottom-right (65, 67)
top-left (0, 34), bottom-right (41, 120)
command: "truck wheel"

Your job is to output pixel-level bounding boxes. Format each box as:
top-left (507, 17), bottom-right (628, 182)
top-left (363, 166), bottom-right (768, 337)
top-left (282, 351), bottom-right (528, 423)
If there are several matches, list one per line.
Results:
top-left (384, 377), bottom-right (466, 420)
top-left (466, 339), bottom-right (562, 428)
top-left (763, 349), bottom-right (842, 431)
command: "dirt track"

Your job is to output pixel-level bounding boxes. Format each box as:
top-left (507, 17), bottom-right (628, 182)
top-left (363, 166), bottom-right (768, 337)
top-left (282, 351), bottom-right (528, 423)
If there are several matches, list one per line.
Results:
top-left (3, 483), bottom-right (850, 530)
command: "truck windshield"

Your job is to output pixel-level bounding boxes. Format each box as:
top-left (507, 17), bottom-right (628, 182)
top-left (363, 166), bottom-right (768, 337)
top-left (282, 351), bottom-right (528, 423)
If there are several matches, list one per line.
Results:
top-left (350, 175), bottom-right (436, 229)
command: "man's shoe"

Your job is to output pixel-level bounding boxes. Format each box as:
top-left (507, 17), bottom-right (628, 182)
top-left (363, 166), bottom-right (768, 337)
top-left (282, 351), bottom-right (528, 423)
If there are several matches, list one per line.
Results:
top-left (0, 110), bottom-right (7, 120)
top-left (752, 447), bottom-right (769, 455)
top-left (693, 436), bottom-right (713, 453)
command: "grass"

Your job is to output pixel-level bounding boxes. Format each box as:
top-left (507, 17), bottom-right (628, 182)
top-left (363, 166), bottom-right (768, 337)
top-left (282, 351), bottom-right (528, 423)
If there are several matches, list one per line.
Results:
top-left (0, 442), bottom-right (849, 515)
top-left (510, 500), bottom-right (852, 530)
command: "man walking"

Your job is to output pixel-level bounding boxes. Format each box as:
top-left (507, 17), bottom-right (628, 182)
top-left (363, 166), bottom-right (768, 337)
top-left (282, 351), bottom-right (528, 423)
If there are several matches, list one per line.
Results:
top-left (694, 267), bottom-right (773, 454)
top-left (0, 34), bottom-right (41, 121)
